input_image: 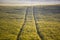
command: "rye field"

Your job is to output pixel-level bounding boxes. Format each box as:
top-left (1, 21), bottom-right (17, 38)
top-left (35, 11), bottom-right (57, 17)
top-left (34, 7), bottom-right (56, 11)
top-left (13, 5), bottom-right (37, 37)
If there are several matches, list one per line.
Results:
top-left (0, 5), bottom-right (60, 40)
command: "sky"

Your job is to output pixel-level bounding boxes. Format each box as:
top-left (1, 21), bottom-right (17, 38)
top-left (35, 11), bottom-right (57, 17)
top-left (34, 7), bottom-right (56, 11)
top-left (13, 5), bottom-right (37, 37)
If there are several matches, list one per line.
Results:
top-left (0, 0), bottom-right (60, 5)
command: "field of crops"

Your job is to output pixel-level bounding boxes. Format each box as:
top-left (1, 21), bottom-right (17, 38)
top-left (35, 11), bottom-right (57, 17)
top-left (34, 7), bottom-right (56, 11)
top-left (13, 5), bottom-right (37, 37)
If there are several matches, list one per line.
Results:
top-left (33, 6), bottom-right (60, 40)
top-left (0, 6), bottom-right (27, 40)
top-left (0, 5), bottom-right (60, 40)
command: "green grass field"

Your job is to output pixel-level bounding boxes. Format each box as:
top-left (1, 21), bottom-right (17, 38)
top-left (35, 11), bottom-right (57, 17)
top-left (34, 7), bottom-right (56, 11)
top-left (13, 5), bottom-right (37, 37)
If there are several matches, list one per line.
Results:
top-left (0, 6), bottom-right (60, 40)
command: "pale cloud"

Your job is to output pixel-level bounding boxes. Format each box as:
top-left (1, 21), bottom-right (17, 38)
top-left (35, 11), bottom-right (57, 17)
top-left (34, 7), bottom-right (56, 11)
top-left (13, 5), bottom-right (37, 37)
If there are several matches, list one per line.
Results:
top-left (0, 0), bottom-right (60, 5)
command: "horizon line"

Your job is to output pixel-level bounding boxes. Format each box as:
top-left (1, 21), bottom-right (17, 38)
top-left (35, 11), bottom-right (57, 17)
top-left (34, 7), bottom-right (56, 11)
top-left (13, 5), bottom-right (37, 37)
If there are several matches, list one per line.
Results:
top-left (0, 4), bottom-right (60, 6)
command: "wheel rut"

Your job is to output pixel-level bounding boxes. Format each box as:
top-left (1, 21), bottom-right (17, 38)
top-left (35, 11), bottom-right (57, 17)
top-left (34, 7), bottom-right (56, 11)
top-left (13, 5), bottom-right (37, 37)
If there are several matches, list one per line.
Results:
top-left (17, 7), bottom-right (28, 40)
top-left (33, 7), bottom-right (44, 40)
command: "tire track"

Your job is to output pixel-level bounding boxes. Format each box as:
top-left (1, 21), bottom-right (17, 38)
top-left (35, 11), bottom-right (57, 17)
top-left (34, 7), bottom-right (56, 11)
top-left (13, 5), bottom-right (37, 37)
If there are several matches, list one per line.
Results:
top-left (17, 7), bottom-right (28, 40)
top-left (33, 7), bottom-right (44, 40)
